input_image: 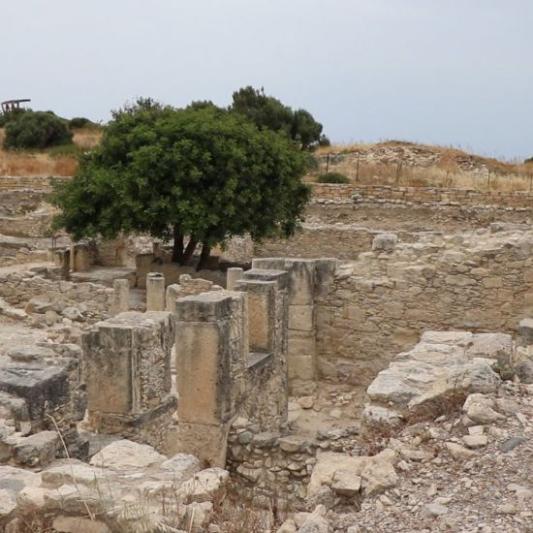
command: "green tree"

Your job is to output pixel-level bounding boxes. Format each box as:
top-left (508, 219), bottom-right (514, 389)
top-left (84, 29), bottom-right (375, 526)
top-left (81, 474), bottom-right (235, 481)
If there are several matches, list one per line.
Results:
top-left (3, 110), bottom-right (72, 149)
top-left (230, 86), bottom-right (329, 149)
top-left (52, 99), bottom-right (311, 269)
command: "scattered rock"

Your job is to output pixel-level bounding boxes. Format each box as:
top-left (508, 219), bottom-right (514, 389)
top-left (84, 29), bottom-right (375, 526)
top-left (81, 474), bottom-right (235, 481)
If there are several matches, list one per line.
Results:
top-left (500, 436), bottom-right (527, 453)
top-left (89, 439), bottom-right (166, 470)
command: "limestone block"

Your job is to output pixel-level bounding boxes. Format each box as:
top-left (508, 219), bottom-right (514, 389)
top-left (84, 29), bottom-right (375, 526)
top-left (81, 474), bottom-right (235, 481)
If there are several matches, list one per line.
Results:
top-left (13, 431), bottom-right (59, 467)
top-left (289, 305), bottom-right (314, 332)
top-left (372, 233), bottom-right (398, 252)
top-left (0, 466), bottom-right (39, 519)
top-left (226, 267), bottom-right (244, 290)
top-left (165, 283), bottom-right (181, 312)
top-left (82, 311), bottom-right (174, 417)
top-left (111, 278), bottom-right (129, 313)
top-left (288, 334), bottom-right (315, 356)
top-left (90, 439), bottom-right (166, 470)
top-left (175, 322), bottom-right (229, 425)
top-left (288, 355), bottom-right (315, 381)
top-left (237, 280), bottom-right (276, 352)
top-left (0, 365), bottom-right (69, 429)
top-left (146, 272), bottom-right (165, 311)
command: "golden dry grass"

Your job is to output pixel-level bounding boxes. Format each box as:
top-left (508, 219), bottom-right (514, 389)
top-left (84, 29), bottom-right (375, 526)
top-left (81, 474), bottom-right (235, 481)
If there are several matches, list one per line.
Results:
top-left (314, 140), bottom-right (533, 193)
top-left (72, 127), bottom-right (103, 149)
top-left (0, 127), bottom-right (102, 177)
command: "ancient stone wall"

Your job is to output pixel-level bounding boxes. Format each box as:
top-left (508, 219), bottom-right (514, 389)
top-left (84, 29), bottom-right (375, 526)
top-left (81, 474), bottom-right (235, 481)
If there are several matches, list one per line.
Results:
top-left (0, 269), bottom-right (114, 317)
top-left (81, 311), bottom-right (176, 451)
top-left (315, 229), bottom-right (533, 393)
top-left (311, 183), bottom-right (533, 209)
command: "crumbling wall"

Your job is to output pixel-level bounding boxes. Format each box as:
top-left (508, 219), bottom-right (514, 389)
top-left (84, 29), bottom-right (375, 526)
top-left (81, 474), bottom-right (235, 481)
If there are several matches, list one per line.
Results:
top-left (81, 311), bottom-right (176, 451)
top-left (0, 270), bottom-right (114, 316)
top-left (315, 229), bottom-right (533, 390)
top-left (311, 183), bottom-right (533, 209)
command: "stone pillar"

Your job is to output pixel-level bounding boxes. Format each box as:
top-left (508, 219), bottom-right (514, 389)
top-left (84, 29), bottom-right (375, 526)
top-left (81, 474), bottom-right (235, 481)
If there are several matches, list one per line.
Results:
top-left (174, 291), bottom-right (248, 466)
top-left (111, 279), bottom-right (130, 313)
top-left (146, 272), bottom-right (165, 311)
top-left (81, 311), bottom-right (176, 450)
top-left (226, 267), bottom-right (244, 290)
top-left (165, 283), bottom-right (181, 312)
top-left (237, 268), bottom-right (289, 431)
top-left (73, 244), bottom-right (91, 272)
top-left (251, 258), bottom-right (337, 395)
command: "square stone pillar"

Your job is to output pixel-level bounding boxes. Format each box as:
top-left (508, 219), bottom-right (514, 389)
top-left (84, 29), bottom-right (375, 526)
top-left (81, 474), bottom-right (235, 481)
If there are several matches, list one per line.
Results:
top-left (174, 291), bottom-right (248, 466)
top-left (226, 267), bottom-right (244, 290)
top-left (146, 272), bottom-right (166, 311)
top-left (236, 268), bottom-right (289, 431)
top-left (111, 279), bottom-right (130, 313)
top-left (251, 258), bottom-right (337, 395)
top-left (81, 311), bottom-right (176, 450)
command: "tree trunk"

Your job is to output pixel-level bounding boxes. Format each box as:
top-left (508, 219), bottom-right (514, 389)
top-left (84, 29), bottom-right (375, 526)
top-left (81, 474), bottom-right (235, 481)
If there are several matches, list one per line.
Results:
top-left (171, 225), bottom-right (184, 263)
top-left (182, 236), bottom-right (198, 265)
top-left (196, 242), bottom-right (212, 271)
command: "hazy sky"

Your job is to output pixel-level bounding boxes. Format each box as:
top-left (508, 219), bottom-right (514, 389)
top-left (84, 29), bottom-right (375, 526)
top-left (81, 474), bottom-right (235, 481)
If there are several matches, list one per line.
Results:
top-left (2, 0), bottom-right (532, 159)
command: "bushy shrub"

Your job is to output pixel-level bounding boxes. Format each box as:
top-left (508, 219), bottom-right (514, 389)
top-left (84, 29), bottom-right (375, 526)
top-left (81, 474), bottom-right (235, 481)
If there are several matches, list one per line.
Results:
top-left (317, 172), bottom-right (350, 184)
top-left (69, 116), bottom-right (95, 129)
top-left (4, 110), bottom-right (73, 149)
top-left (524, 156), bottom-right (533, 165)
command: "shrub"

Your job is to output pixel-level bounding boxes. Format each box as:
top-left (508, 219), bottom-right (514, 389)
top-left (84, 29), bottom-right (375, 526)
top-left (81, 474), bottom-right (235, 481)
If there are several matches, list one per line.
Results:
top-left (524, 156), bottom-right (533, 165)
top-left (4, 110), bottom-right (73, 149)
top-left (317, 172), bottom-right (350, 184)
top-left (0, 108), bottom-right (28, 128)
top-left (69, 116), bottom-right (95, 129)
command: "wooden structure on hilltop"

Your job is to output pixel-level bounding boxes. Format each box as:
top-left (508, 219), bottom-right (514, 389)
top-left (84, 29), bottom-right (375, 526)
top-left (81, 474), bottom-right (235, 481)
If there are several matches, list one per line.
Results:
top-left (1, 99), bottom-right (31, 114)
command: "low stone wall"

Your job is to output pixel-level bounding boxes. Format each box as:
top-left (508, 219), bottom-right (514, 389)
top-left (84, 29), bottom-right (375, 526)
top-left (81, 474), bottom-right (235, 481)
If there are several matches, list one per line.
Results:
top-left (311, 183), bottom-right (533, 210)
top-left (254, 224), bottom-right (421, 261)
top-left (227, 421), bottom-right (316, 509)
top-left (315, 229), bottom-right (533, 392)
top-left (0, 269), bottom-right (114, 316)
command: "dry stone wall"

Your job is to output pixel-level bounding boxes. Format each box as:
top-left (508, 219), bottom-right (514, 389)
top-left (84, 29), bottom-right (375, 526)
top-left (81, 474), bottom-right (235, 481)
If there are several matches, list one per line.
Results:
top-left (315, 228), bottom-right (533, 392)
top-left (0, 269), bottom-right (114, 317)
top-left (312, 183), bottom-right (533, 210)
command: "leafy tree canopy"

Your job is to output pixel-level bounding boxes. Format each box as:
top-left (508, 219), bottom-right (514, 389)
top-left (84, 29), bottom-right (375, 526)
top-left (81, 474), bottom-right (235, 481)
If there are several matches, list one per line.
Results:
top-left (230, 86), bottom-right (330, 150)
top-left (52, 98), bottom-right (311, 268)
top-left (3, 110), bottom-right (72, 149)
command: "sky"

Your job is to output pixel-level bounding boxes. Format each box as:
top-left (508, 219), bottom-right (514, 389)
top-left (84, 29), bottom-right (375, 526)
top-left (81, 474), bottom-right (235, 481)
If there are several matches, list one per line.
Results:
top-left (2, 0), bottom-right (532, 160)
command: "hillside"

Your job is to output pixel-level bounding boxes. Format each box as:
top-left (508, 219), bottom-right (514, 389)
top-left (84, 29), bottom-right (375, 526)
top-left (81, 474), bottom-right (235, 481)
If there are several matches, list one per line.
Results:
top-left (1, 130), bottom-right (532, 193)
top-left (0, 127), bottom-right (101, 177)
top-left (314, 141), bottom-right (533, 192)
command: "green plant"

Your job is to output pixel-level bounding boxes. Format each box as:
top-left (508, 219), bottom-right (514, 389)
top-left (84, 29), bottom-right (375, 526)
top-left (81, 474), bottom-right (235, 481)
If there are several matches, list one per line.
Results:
top-left (69, 116), bottom-right (96, 129)
top-left (316, 172), bottom-right (350, 184)
top-left (0, 107), bottom-right (29, 127)
top-left (4, 110), bottom-right (73, 149)
top-left (230, 86), bottom-right (326, 150)
top-left (52, 98), bottom-right (311, 270)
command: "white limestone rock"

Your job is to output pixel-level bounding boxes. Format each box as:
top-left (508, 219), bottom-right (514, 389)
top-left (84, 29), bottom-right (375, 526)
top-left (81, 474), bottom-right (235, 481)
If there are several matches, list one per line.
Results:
top-left (0, 466), bottom-right (39, 519)
top-left (463, 393), bottom-right (505, 425)
top-left (308, 449), bottom-right (397, 498)
top-left (366, 331), bottom-right (503, 413)
top-left (89, 439), bottom-right (166, 470)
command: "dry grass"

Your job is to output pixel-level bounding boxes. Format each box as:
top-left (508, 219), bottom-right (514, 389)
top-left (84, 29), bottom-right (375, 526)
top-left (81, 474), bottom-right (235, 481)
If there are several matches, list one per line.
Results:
top-left (313, 141), bottom-right (533, 193)
top-left (72, 127), bottom-right (103, 150)
top-left (0, 127), bottom-right (102, 177)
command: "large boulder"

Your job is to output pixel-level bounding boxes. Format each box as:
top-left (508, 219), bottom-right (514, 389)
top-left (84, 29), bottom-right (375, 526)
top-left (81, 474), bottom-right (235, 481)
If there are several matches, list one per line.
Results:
top-left (89, 439), bottom-right (166, 470)
top-left (366, 332), bottom-right (505, 414)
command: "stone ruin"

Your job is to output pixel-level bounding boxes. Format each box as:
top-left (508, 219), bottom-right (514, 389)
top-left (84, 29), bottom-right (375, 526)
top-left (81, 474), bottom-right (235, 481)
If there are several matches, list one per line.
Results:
top-left (0, 204), bottom-right (532, 530)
